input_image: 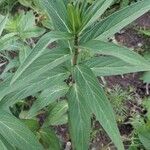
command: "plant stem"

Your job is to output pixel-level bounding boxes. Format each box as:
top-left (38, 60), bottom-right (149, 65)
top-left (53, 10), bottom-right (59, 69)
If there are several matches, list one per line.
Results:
top-left (73, 34), bottom-right (79, 65)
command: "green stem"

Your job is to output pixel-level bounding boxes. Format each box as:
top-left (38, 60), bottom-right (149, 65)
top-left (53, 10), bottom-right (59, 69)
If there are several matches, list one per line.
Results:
top-left (73, 34), bottom-right (79, 65)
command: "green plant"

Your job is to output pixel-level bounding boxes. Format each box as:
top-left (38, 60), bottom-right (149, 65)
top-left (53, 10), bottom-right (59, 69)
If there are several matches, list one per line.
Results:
top-left (0, 10), bottom-right (45, 80)
top-left (107, 85), bottom-right (132, 122)
top-left (0, 0), bottom-right (150, 149)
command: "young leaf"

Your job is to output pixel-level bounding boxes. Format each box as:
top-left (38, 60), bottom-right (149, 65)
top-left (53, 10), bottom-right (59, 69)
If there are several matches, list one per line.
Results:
top-left (81, 0), bottom-right (113, 32)
top-left (67, 84), bottom-right (91, 150)
top-left (86, 56), bottom-right (150, 76)
top-left (74, 65), bottom-right (124, 150)
top-left (0, 33), bottom-right (18, 51)
top-left (6, 11), bottom-right (45, 39)
top-left (10, 32), bottom-right (72, 84)
top-left (81, 0), bottom-right (150, 42)
top-left (0, 111), bottom-right (43, 150)
top-left (80, 40), bottom-right (150, 66)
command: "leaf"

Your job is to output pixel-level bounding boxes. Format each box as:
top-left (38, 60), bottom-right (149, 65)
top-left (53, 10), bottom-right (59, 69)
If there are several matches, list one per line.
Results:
top-left (0, 48), bottom-right (70, 102)
top-left (67, 84), bottom-right (91, 150)
top-left (80, 40), bottom-right (150, 66)
top-left (74, 65), bottom-right (124, 150)
top-left (81, 0), bottom-right (150, 42)
top-left (21, 119), bottom-right (40, 133)
top-left (19, 44), bottom-right (31, 64)
top-left (18, 0), bottom-right (42, 11)
top-left (141, 71), bottom-right (150, 83)
top-left (0, 76), bottom-right (12, 101)
top-left (81, 0), bottom-right (113, 32)
top-left (86, 56), bottom-right (150, 76)
top-left (10, 32), bottom-right (71, 84)
top-left (67, 3), bottom-right (81, 33)
top-left (15, 48), bottom-right (70, 86)
top-left (136, 122), bottom-right (150, 150)
top-left (0, 111), bottom-right (43, 150)
top-left (27, 84), bottom-right (69, 118)
top-left (15, 49), bottom-right (70, 86)
top-left (139, 132), bottom-right (150, 150)
top-left (39, 128), bottom-right (60, 150)
top-left (44, 100), bottom-right (68, 126)
top-left (0, 15), bottom-right (7, 36)
top-left (0, 33), bottom-right (18, 51)
top-left (0, 58), bottom-right (19, 80)
top-left (0, 69), bottom-right (68, 109)
top-left (40, 0), bottom-right (70, 32)
top-left (6, 11), bottom-right (45, 39)
top-left (20, 27), bottom-right (45, 39)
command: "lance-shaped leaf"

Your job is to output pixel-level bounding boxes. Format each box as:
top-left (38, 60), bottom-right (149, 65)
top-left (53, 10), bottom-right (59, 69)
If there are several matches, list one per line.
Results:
top-left (67, 84), bottom-right (91, 150)
top-left (80, 40), bottom-right (149, 66)
top-left (0, 48), bottom-right (70, 100)
top-left (11, 48), bottom-right (70, 86)
top-left (40, 0), bottom-right (70, 32)
top-left (74, 65), bottom-right (124, 150)
top-left (86, 56), bottom-right (150, 76)
top-left (0, 111), bottom-right (43, 150)
top-left (10, 31), bottom-right (72, 84)
top-left (27, 84), bottom-right (69, 118)
top-left (0, 70), bottom-right (68, 109)
top-left (81, 0), bottom-right (113, 32)
top-left (80, 0), bottom-right (150, 42)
